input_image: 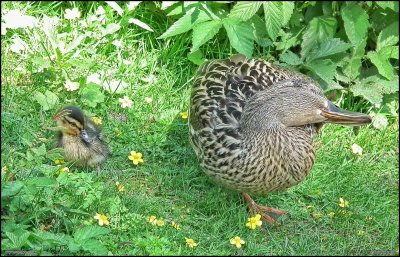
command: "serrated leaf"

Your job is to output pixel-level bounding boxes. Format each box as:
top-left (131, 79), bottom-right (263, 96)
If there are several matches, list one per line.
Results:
top-left (6, 231), bottom-right (30, 249)
top-left (343, 57), bottom-right (362, 80)
top-left (2, 181), bottom-right (24, 198)
top-left (74, 226), bottom-right (109, 241)
top-left (341, 4), bottom-right (369, 48)
top-left (377, 21), bottom-right (399, 51)
top-left (223, 18), bottom-right (254, 57)
top-left (379, 45), bottom-right (399, 60)
top-left (31, 143), bottom-right (47, 156)
top-left (79, 83), bottom-right (105, 108)
top-left (128, 18), bottom-right (154, 32)
top-left (25, 177), bottom-right (55, 187)
top-left (188, 50), bottom-right (205, 65)
top-left (34, 90), bottom-right (59, 111)
top-left (105, 1), bottom-right (123, 15)
top-left (281, 2), bottom-right (294, 26)
top-left (301, 16), bottom-right (337, 58)
top-left (158, 8), bottom-right (211, 39)
top-left (304, 59), bottom-right (337, 84)
top-left (376, 2), bottom-right (399, 12)
top-left (229, 2), bottom-right (262, 21)
top-left (307, 38), bottom-right (351, 62)
top-left (81, 239), bottom-right (108, 255)
top-left (279, 51), bottom-right (303, 66)
top-left (367, 51), bottom-right (394, 80)
top-left (263, 2), bottom-right (282, 41)
top-left (191, 20), bottom-right (222, 53)
top-left (351, 76), bottom-right (399, 104)
top-left (250, 15), bottom-right (272, 47)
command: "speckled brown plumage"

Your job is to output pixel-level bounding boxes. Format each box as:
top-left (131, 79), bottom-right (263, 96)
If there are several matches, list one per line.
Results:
top-left (189, 54), bottom-right (371, 222)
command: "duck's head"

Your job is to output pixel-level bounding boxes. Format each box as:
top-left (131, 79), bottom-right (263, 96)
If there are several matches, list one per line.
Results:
top-left (52, 106), bottom-right (91, 143)
top-left (241, 79), bottom-right (372, 132)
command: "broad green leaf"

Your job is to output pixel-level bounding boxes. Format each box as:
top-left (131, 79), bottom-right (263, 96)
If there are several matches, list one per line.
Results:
top-left (25, 177), bottom-right (55, 187)
top-left (307, 38), bottom-right (351, 62)
top-left (279, 51), bottom-right (303, 66)
top-left (1, 181), bottom-right (24, 198)
top-left (191, 20), bottom-right (222, 53)
top-left (34, 90), bottom-right (59, 111)
top-left (158, 8), bottom-right (211, 39)
top-left (351, 76), bottom-right (399, 104)
top-left (375, 1), bottom-right (399, 12)
top-left (31, 143), bottom-right (47, 156)
top-left (377, 22), bottom-right (399, 51)
top-left (187, 50), bottom-right (205, 65)
top-left (229, 2), bottom-right (262, 21)
top-left (161, 1), bottom-right (179, 10)
top-left (223, 18), bottom-right (254, 57)
top-left (74, 226), bottom-right (109, 241)
top-left (250, 15), bottom-right (272, 47)
top-left (281, 2), bottom-right (294, 26)
top-left (301, 16), bottom-right (337, 58)
top-left (65, 35), bottom-right (86, 54)
top-left (31, 56), bottom-right (51, 71)
top-left (304, 59), bottom-right (337, 84)
top-left (379, 46), bottom-right (399, 60)
top-left (79, 83), bottom-right (105, 108)
top-left (5, 231), bottom-right (30, 249)
top-left (81, 239), bottom-right (108, 255)
top-left (105, 1), bottom-right (123, 15)
top-left (367, 51), bottom-right (394, 80)
top-left (128, 18), bottom-right (154, 32)
top-left (341, 4), bottom-right (369, 48)
top-left (263, 2), bottom-right (282, 41)
top-left (103, 23), bottom-right (121, 36)
top-left (343, 57), bottom-right (362, 80)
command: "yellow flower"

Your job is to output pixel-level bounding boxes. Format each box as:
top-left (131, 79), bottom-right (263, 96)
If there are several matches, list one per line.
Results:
top-left (328, 212), bottom-right (335, 218)
top-left (338, 197), bottom-right (349, 208)
top-left (171, 221), bottom-right (181, 230)
top-left (115, 181), bottom-right (125, 192)
top-left (357, 230), bottom-right (365, 236)
top-left (366, 216), bottom-right (373, 222)
top-left (55, 159), bottom-right (64, 165)
top-left (94, 213), bottom-right (109, 226)
top-left (156, 219), bottom-right (165, 226)
top-left (180, 111), bottom-right (188, 119)
top-left (91, 117), bottom-right (102, 125)
top-left (246, 214), bottom-right (262, 230)
top-left (312, 212), bottom-right (323, 220)
top-left (185, 237), bottom-right (197, 248)
top-left (128, 151), bottom-right (144, 165)
top-left (147, 215), bottom-right (158, 225)
top-left (230, 236), bottom-right (245, 248)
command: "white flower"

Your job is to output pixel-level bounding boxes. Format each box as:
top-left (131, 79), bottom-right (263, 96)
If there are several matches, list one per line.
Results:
top-left (123, 59), bottom-right (132, 65)
top-left (2, 9), bottom-right (38, 29)
top-left (1, 23), bottom-right (7, 35)
top-left (351, 143), bottom-right (363, 156)
top-left (119, 96), bottom-right (133, 108)
top-left (141, 74), bottom-right (157, 83)
top-left (112, 39), bottom-right (123, 48)
top-left (372, 114), bottom-right (388, 130)
top-left (96, 6), bottom-right (106, 16)
top-left (10, 37), bottom-right (27, 53)
top-left (127, 1), bottom-right (141, 11)
top-left (140, 59), bottom-right (147, 68)
top-left (145, 97), bottom-right (153, 104)
top-left (65, 80), bottom-right (80, 91)
top-left (87, 73), bottom-right (101, 85)
top-left (65, 8), bottom-right (81, 20)
top-left (103, 80), bottom-right (128, 93)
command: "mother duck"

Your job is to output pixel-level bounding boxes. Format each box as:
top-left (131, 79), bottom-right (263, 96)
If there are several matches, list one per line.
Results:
top-left (189, 54), bottom-right (371, 224)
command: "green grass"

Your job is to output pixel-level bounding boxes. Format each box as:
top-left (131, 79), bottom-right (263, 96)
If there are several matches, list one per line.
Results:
top-left (1, 2), bottom-right (399, 256)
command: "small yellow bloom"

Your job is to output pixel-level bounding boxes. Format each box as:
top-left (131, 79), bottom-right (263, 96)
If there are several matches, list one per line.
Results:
top-left (246, 214), bottom-right (262, 230)
top-left (91, 117), bottom-right (102, 125)
top-left (351, 143), bottom-right (363, 155)
top-left (366, 216), bottom-right (373, 222)
top-left (147, 215), bottom-right (158, 225)
top-left (230, 236), bottom-right (245, 248)
top-left (128, 151), bottom-right (144, 165)
top-left (185, 237), bottom-right (197, 248)
top-left (312, 212), bottom-right (323, 220)
top-left (55, 159), bottom-right (64, 165)
top-left (94, 213), bottom-right (109, 226)
top-left (180, 111), bottom-right (188, 119)
top-left (171, 221), bottom-right (181, 230)
top-left (115, 181), bottom-right (125, 192)
top-left (357, 230), bottom-right (365, 236)
top-left (156, 219), bottom-right (165, 226)
top-left (328, 212), bottom-right (335, 218)
top-left (339, 197), bottom-right (349, 208)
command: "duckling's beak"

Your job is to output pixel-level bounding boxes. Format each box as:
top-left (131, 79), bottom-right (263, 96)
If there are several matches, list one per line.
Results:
top-left (321, 101), bottom-right (372, 126)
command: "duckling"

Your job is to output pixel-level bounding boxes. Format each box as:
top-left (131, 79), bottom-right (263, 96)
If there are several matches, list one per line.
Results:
top-left (52, 105), bottom-right (109, 168)
top-left (189, 54), bottom-right (371, 224)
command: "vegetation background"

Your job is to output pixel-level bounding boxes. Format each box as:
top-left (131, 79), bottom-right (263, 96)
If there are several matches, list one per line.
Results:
top-left (1, 1), bottom-right (398, 255)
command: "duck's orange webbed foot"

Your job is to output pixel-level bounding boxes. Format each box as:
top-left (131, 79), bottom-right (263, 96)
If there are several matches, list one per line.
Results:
top-left (242, 192), bottom-right (287, 224)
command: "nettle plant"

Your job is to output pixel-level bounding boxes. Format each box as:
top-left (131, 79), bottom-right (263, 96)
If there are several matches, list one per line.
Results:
top-left (158, 1), bottom-right (399, 120)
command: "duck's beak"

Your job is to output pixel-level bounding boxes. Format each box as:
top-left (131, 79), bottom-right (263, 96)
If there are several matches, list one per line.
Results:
top-left (321, 101), bottom-right (372, 126)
